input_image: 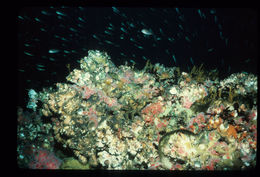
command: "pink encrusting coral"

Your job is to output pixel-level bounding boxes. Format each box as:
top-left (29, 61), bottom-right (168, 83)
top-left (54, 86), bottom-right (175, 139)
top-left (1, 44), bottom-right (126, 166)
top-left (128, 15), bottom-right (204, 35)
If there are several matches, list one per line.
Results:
top-left (156, 119), bottom-right (168, 130)
top-left (83, 107), bottom-right (99, 128)
top-left (188, 112), bottom-right (206, 132)
top-left (182, 96), bottom-right (193, 109)
top-left (28, 148), bottom-right (62, 169)
top-left (121, 69), bottom-right (135, 83)
top-left (149, 157), bottom-right (162, 170)
top-left (141, 102), bottom-right (164, 125)
top-left (124, 69), bottom-right (134, 79)
top-left (81, 85), bottom-right (96, 99)
top-left (203, 158), bottom-right (220, 170)
top-left (97, 90), bottom-right (120, 108)
top-left (103, 96), bottom-right (119, 108)
top-left (118, 69), bottom-right (135, 84)
top-left (170, 163), bottom-right (183, 170)
top-left (133, 74), bottom-right (149, 84)
top-left (208, 141), bottom-right (229, 157)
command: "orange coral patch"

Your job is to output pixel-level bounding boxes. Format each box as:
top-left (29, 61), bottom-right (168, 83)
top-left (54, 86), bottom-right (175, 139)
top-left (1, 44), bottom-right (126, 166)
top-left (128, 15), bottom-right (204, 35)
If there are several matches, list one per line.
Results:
top-left (239, 131), bottom-right (247, 142)
top-left (227, 125), bottom-right (237, 139)
top-left (230, 111), bottom-right (235, 117)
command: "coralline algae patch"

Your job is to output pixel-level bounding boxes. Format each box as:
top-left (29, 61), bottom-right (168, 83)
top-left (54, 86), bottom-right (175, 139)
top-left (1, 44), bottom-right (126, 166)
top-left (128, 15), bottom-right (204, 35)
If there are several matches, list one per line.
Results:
top-left (21, 50), bottom-right (257, 170)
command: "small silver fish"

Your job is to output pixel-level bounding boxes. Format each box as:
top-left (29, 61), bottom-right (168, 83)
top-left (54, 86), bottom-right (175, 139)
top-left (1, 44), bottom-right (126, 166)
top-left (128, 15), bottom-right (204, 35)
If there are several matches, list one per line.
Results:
top-left (190, 57), bottom-right (194, 65)
top-left (141, 29), bottom-right (153, 36)
top-left (48, 49), bottom-right (60, 54)
top-left (172, 55), bottom-right (177, 64)
top-left (112, 7), bottom-right (120, 14)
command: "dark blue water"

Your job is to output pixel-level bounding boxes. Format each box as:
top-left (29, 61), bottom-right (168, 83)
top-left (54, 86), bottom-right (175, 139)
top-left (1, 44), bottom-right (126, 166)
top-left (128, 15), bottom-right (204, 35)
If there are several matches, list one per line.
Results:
top-left (18, 7), bottom-right (258, 109)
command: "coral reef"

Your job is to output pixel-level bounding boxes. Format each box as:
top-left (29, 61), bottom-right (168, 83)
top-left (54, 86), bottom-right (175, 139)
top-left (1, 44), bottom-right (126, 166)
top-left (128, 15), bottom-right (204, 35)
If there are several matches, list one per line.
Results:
top-left (18, 50), bottom-right (257, 170)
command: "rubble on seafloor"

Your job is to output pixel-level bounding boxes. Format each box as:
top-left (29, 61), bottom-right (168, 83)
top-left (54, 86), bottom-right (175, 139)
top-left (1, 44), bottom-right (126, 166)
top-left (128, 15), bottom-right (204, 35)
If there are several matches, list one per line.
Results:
top-left (19, 50), bottom-right (257, 170)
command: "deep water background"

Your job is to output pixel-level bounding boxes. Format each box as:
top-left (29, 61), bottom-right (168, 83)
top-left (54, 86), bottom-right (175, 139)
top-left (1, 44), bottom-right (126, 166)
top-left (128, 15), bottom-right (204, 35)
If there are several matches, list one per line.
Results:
top-left (18, 7), bottom-right (258, 109)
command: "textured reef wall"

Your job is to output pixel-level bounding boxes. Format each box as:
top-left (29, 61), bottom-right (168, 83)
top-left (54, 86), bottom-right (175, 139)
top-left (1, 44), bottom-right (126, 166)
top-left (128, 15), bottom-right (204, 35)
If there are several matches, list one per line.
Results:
top-left (19, 50), bottom-right (257, 170)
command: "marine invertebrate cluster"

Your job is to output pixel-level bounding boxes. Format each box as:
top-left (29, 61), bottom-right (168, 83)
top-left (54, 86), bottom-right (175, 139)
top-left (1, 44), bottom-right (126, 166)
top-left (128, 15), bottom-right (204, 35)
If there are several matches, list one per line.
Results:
top-left (20, 50), bottom-right (257, 170)
top-left (29, 148), bottom-right (62, 169)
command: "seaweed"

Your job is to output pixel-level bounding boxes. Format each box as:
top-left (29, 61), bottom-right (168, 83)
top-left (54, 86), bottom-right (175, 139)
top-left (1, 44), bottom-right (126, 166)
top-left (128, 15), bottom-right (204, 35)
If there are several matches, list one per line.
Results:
top-left (190, 96), bottom-right (212, 113)
top-left (228, 86), bottom-right (237, 103)
top-left (143, 60), bottom-right (153, 72)
top-left (190, 64), bottom-right (205, 83)
top-left (175, 67), bottom-right (181, 77)
top-left (189, 64), bottom-right (219, 84)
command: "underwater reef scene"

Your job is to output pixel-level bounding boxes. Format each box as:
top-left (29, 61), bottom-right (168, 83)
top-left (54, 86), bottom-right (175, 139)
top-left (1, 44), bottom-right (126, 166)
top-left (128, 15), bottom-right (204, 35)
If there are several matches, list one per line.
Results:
top-left (18, 50), bottom-right (257, 170)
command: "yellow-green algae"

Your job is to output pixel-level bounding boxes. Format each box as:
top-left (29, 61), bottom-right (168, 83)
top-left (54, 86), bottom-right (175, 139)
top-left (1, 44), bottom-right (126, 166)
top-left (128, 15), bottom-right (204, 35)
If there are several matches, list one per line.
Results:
top-left (60, 157), bottom-right (90, 169)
